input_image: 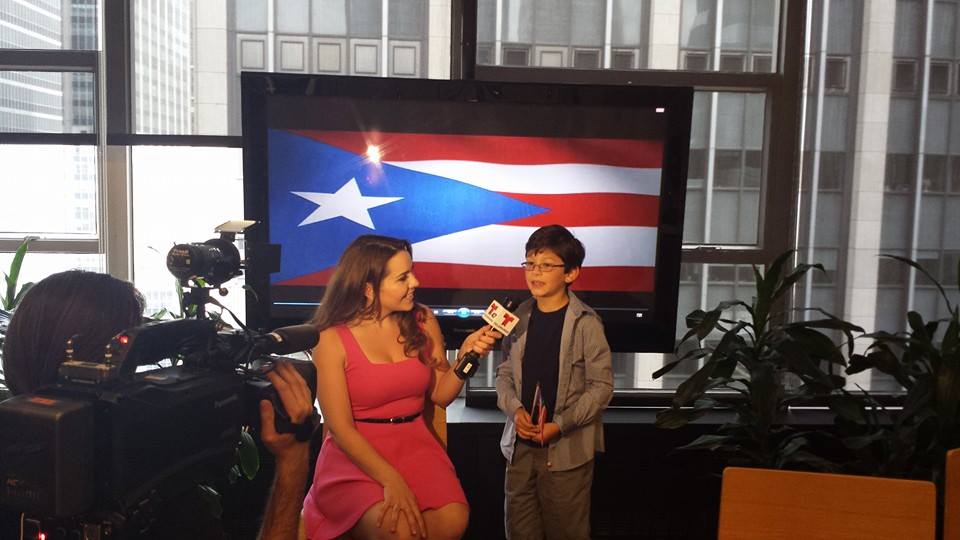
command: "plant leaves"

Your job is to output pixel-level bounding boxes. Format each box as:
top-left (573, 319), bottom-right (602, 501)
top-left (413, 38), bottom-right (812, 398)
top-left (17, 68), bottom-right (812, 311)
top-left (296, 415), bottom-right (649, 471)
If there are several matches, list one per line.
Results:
top-left (677, 433), bottom-right (733, 451)
top-left (196, 484), bottom-right (223, 519)
top-left (652, 349), bottom-right (710, 379)
top-left (11, 281), bottom-right (34, 309)
top-left (673, 357), bottom-right (718, 407)
top-left (774, 263), bottom-right (825, 304)
top-left (3, 237), bottom-right (34, 310)
top-left (237, 430), bottom-right (260, 480)
top-left (687, 308), bottom-right (722, 340)
top-left (828, 394), bottom-right (867, 424)
top-left (655, 405), bottom-right (712, 429)
top-left (883, 254), bottom-right (954, 314)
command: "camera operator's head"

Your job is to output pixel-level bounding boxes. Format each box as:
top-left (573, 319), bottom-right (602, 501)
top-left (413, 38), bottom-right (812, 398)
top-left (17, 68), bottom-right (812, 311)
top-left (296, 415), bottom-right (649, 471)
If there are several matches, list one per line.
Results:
top-left (2, 270), bottom-right (144, 395)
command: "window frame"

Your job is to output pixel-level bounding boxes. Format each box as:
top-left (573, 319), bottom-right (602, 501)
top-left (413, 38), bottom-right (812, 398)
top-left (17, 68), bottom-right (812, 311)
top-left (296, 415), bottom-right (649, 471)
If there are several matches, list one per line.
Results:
top-left (456, 0), bottom-right (807, 405)
top-left (0, 48), bottom-right (102, 256)
top-left (1, 1), bottom-right (812, 407)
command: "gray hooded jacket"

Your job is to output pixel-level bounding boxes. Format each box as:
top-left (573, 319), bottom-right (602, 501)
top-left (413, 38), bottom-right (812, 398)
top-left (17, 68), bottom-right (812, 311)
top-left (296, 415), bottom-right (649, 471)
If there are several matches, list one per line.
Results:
top-left (495, 291), bottom-right (613, 471)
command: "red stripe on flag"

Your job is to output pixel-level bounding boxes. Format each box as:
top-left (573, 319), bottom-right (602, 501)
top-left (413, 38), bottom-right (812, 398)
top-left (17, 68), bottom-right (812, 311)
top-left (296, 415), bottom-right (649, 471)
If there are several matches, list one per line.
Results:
top-left (290, 129), bottom-right (663, 168)
top-left (499, 193), bottom-right (660, 227)
top-left (276, 263), bottom-right (654, 292)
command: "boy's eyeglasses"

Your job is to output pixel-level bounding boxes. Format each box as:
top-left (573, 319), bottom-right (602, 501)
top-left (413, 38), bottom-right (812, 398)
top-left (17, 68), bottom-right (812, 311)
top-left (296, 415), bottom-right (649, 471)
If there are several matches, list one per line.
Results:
top-left (521, 262), bottom-right (566, 273)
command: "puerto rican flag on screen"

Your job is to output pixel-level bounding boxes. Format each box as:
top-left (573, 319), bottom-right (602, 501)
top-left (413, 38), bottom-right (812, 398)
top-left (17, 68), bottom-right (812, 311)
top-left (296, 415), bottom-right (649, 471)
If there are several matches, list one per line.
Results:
top-left (268, 128), bottom-right (661, 292)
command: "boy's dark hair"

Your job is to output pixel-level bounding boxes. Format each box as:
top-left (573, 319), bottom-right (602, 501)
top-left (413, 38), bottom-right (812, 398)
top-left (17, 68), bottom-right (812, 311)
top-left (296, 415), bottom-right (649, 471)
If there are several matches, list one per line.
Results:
top-left (525, 225), bottom-right (585, 272)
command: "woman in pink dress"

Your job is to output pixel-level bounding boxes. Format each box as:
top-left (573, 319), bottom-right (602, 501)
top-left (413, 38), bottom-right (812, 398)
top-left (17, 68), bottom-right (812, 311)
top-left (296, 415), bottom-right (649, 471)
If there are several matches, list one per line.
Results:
top-left (303, 235), bottom-right (500, 540)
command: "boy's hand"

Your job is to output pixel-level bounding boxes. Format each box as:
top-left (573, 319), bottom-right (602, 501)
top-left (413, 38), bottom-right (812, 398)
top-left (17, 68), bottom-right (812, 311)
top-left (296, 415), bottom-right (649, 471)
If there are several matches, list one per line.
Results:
top-left (514, 408), bottom-right (541, 440)
top-left (538, 422), bottom-right (561, 445)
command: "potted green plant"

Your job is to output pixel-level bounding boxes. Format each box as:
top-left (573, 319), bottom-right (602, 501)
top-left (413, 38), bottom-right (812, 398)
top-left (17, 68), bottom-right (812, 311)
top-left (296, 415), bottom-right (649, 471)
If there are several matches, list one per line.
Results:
top-left (0, 237), bottom-right (35, 400)
top-left (654, 251), bottom-right (863, 470)
top-left (832, 255), bottom-right (960, 478)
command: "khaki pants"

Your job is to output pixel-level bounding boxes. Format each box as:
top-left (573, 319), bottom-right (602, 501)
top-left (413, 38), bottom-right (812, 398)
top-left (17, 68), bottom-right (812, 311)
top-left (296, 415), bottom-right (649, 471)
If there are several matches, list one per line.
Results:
top-left (504, 444), bottom-right (594, 540)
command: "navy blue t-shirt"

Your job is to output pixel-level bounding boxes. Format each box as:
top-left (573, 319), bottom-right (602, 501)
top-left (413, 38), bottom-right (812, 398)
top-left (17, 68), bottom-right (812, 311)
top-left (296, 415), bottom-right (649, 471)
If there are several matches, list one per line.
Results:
top-left (520, 302), bottom-right (567, 445)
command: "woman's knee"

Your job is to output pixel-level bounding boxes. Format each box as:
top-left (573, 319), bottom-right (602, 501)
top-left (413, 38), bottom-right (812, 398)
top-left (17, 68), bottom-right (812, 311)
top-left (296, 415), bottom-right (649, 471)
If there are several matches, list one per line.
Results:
top-left (425, 503), bottom-right (469, 540)
top-left (352, 503), bottom-right (419, 540)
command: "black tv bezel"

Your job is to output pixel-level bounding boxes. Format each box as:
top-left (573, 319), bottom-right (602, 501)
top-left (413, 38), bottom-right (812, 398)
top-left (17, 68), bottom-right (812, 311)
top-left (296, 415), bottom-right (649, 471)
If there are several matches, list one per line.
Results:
top-left (241, 72), bottom-right (691, 353)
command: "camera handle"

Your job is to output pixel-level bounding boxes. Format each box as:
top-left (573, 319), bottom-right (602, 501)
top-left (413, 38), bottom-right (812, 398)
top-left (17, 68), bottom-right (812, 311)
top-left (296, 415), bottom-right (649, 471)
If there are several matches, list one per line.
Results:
top-left (181, 285), bottom-right (211, 320)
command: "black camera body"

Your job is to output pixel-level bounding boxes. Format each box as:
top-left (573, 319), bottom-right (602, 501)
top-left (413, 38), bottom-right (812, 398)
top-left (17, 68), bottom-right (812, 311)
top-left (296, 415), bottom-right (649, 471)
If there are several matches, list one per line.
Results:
top-left (0, 319), bottom-right (317, 537)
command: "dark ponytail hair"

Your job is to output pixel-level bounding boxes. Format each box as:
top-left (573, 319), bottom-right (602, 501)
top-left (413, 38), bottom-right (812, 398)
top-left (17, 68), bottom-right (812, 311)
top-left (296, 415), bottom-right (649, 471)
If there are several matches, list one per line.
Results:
top-left (2, 270), bottom-right (145, 395)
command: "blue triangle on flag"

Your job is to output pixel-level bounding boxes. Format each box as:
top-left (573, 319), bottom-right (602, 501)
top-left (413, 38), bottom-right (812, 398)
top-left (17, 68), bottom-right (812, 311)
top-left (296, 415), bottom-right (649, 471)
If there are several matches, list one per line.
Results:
top-left (268, 129), bottom-right (547, 283)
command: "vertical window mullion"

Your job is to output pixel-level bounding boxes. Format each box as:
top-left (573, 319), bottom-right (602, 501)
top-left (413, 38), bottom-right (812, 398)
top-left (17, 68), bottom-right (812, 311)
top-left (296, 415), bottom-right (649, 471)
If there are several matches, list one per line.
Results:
top-left (906, 0), bottom-right (936, 314)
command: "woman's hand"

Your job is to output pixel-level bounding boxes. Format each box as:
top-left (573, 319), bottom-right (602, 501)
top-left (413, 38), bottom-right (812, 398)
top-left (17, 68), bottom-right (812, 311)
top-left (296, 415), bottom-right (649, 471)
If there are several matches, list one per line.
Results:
top-left (457, 325), bottom-right (503, 360)
top-left (378, 474), bottom-right (427, 538)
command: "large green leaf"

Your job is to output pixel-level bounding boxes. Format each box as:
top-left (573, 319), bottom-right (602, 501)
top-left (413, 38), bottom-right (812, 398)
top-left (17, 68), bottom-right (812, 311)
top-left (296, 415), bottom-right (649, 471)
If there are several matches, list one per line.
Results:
top-left (2, 237), bottom-right (33, 310)
top-left (655, 400), bottom-right (716, 429)
top-left (196, 484), bottom-right (223, 519)
top-left (677, 433), bottom-right (734, 451)
top-left (943, 318), bottom-right (959, 354)
top-left (673, 356), bottom-right (718, 407)
top-left (652, 348), bottom-right (710, 380)
top-left (774, 263), bottom-right (825, 304)
top-left (237, 430), bottom-right (260, 480)
top-left (884, 254), bottom-right (954, 314)
top-left (10, 281), bottom-right (34, 309)
top-left (687, 308), bottom-right (721, 340)
top-left (828, 394), bottom-right (867, 424)
top-left (784, 326), bottom-right (846, 366)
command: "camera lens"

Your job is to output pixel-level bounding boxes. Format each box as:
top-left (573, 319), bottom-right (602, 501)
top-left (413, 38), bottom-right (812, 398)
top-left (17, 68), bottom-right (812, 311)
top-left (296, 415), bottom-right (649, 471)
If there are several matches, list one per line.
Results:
top-left (166, 238), bottom-right (242, 286)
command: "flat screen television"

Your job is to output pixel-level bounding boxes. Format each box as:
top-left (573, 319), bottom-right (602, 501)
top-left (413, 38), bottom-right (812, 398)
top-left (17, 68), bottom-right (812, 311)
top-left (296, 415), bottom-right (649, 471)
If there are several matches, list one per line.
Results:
top-left (242, 73), bottom-right (691, 353)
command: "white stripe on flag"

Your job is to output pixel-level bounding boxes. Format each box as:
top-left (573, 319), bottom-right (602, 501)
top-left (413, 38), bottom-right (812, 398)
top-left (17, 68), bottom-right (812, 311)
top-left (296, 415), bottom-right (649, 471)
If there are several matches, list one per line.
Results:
top-left (411, 225), bottom-right (657, 267)
top-left (386, 160), bottom-right (662, 195)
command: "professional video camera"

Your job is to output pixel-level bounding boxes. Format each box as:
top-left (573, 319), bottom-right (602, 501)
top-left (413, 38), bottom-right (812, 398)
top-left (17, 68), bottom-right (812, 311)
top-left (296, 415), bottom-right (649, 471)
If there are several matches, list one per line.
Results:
top-left (0, 223), bottom-right (315, 539)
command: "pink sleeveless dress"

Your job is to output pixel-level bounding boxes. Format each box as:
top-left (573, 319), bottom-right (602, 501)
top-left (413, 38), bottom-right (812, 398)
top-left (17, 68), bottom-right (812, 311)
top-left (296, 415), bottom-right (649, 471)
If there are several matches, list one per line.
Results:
top-left (302, 325), bottom-right (467, 539)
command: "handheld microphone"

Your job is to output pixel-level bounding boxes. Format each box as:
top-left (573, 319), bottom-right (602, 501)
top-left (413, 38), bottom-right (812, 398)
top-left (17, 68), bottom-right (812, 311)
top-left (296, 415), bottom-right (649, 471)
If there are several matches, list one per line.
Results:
top-left (454, 298), bottom-right (519, 379)
top-left (253, 324), bottom-right (320, 355)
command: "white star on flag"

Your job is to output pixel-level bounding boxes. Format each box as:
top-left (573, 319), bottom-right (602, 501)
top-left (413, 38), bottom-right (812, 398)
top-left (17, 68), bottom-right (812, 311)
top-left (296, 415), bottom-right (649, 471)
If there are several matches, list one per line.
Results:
top-left (292, 178), bottom-right (403, 229)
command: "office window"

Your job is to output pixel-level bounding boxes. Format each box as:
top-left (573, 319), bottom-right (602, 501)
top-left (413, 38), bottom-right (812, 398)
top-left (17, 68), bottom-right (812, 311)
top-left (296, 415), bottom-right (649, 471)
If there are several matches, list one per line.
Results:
top-left (312, 0), bottom-right (347, 34)
top-left (719, 53), bottom-right (745, 72)
top-left (818, 152), bottom-right (846, 191)
top-left (923, 155), bottom-right (947, 192)
top-left (611, 50), bottom-right (636, 70)
top-left (684, 51), bottom-right (710, 71)
top-left (389, 0), bottom-right (425, 39)
top-left (0, 0), bottom-right (99, 50)
top-left (503, 47), bottom-right (530, 66)
top-left (825, 57), bottom-right (848, 92)
top-left (752, 54), bottom-right (773, 73)
top-left (0, 71), bottom-right (96, 134)
top-left (130, 147), bottom-right (245, 318)
top-left (930, 61), bottom-right (951, 95)
top-left (483, 0), bottom-right (773, 72)
top-left (0, 145), bottom-right (98, 238)
top-left (133, 0), bottom-right (442, 136)
top-left (573, 49), bottom-right (600, 68)
top-left (0, 253), bottom-right (104, 281)
top-left (277, 0), bottom-right (310, 34)
top-left (893, 59), bottom-right (918, 94)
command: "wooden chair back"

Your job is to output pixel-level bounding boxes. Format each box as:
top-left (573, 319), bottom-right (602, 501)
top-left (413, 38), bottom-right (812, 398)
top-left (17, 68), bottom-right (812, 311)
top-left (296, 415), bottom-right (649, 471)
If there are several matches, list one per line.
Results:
top-left (718, 466), bottom-right (936, 540)
top-left (944, 448), bottom-right (960, 540)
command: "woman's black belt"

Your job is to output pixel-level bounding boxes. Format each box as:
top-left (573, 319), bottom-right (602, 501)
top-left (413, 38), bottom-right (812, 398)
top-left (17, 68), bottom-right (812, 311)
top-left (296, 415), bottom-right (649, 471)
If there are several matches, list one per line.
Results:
top-left (355, 412), bottom-right (421, 424)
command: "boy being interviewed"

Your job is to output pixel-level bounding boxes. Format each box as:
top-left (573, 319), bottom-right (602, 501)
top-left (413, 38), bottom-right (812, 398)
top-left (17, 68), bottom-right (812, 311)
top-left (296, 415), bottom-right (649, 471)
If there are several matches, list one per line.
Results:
top-left (495, 224), bottom-right (614, 540)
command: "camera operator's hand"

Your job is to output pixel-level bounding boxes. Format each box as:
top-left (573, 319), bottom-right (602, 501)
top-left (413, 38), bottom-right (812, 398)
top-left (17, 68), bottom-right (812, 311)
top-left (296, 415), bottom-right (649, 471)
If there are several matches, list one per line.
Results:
top-left (260, 361), bottom-right (315, 455)
top-left (257, 361), bottom-right (314, 540)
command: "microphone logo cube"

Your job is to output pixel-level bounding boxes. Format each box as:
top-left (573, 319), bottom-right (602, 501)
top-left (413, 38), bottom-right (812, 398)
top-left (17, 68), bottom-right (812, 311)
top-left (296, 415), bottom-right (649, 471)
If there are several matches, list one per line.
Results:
top-left (482, 300), bottom-right (520, 335)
